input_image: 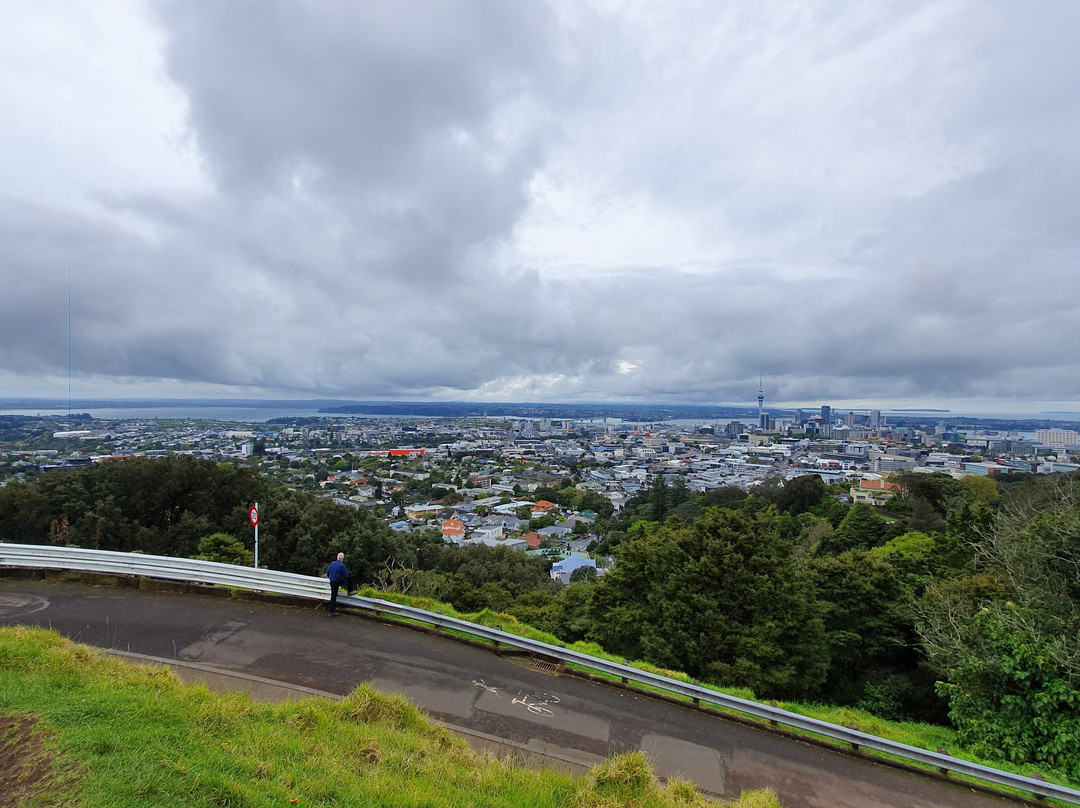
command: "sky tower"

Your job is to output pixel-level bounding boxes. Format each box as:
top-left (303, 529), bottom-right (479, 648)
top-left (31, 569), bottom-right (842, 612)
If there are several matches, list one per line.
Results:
top-left (757, 376), bottom-right (766, 429)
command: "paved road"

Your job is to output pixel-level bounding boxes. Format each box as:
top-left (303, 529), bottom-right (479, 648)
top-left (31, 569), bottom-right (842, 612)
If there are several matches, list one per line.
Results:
top-left (0, 577), bottom-right (1029, 808)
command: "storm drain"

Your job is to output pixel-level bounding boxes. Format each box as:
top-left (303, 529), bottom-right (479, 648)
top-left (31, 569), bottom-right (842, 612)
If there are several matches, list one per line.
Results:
top-left (531, 658), bottom-right (560, 675)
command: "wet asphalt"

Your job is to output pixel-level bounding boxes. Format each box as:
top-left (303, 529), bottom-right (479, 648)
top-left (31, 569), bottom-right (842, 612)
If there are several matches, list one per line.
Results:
top-left (0, 575), bottom-right (1032, 808)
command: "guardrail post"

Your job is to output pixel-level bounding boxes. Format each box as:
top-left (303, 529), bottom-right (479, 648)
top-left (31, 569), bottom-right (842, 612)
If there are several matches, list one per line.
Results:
top-left (1029, 771), bottom-right (1048, 801)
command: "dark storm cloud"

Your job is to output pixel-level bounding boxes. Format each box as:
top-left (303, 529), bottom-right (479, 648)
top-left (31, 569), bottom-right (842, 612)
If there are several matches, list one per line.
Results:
top-left (154, 1), bottom-right (556, 277)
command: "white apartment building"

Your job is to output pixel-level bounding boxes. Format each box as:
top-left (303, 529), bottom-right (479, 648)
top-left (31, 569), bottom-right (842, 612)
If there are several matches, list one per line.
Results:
top-left (1036, 429), bottom-right (1079, 448)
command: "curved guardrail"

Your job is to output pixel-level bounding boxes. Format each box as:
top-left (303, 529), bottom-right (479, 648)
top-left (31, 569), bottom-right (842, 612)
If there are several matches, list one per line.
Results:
top-left (2, 541), bottom-right (1078, 805)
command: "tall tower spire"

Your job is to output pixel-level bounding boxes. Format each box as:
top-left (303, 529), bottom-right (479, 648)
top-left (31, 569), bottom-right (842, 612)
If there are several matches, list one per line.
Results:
top-left (757, 376), bottom-right (765, 430)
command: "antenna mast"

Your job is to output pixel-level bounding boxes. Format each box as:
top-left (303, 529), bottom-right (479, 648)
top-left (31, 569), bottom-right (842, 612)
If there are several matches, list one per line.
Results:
top-left (67, 260), bottom-right (71, 436)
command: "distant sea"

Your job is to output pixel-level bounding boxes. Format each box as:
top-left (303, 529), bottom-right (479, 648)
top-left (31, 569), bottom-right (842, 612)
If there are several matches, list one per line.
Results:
top-left (3, 401), bottom-right (1079, 424)
top-left (0, 407), bottom-right (747, 427)
top-left (0, 407), bottom-right (330, 422)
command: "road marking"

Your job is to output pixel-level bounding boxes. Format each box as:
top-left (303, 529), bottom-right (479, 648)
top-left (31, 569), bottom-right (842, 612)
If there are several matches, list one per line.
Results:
top-left (511, 694), bottom-right (559, 716)
top-left (473, 678), bottom-right (501, 696)
top-left (0, 594), bottom-right (50, 617)
top-left (474, 679), bottom-right (560, 718)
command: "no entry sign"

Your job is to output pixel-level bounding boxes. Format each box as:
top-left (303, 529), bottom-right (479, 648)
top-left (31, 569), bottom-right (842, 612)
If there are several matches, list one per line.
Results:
top-left (249, 505), bottom-right (259, 526)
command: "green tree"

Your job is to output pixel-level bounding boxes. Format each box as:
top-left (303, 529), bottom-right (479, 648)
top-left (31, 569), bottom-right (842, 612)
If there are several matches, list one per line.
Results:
top-left (569, 565), bottom-right (597, 583)
top-left (807, 495), bottom-right (849, 528)
top-left (529, 514), bottom-right (556, 530)
top-left (776, 474), bottom-right (826, 516)
top-left (933, 608), bottom-right (1080, 776)
top-left (646, 475), bottom-right (670, 521)
top-left (588, 509), bottom-right (828, 699)
top-left (917, 477), bottom-right (1080, 775)
top-left (0, 481), bottom-right (55, 544)
top-left (698, 487), bottom-right (746, 509)
top-left (809, 551), bottom-right (931, 719)
top-left (433, 543), bottom-right (553, 598)
top-left (669, 475), bottom-right (691, 507)
top-left (818, 503), bottom-right (898, 554)
top-left (868, 530), bottom-right (935, 593)
top-left (575, 490), bottom-right (615, 519)
top-left (894, 472), bottom-right (962, 518)
top-left (194, 532), bottom-right (254, 566)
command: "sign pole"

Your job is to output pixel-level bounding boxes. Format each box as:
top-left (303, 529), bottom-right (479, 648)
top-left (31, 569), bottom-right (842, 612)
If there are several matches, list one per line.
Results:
top-left (249, 503), bottom-right (260, 568)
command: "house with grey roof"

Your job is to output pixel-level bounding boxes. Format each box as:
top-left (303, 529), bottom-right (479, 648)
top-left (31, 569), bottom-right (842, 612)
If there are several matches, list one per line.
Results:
top-left (550, 554), bottom-right (600, 584)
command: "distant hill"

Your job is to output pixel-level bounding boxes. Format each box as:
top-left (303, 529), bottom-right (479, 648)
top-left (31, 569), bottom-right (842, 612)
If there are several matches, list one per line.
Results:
top-left (318, 400), bottom-right (762, 421)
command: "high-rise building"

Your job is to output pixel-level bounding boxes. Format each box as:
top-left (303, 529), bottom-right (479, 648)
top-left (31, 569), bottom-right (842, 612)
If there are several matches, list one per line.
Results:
top-left (869, 409), bottom-right (880, 428)
top-left (845, 411), bottom-right (855, 427)
top-left (794, 409), bottom-right (804, 426)
top-left (821, 405), bottom-right (832, 424)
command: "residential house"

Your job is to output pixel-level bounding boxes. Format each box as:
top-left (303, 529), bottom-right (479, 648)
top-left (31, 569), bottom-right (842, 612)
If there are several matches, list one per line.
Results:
top-left (471, 524), bottom-right (504, 542)
top-left (538, 523), bottom-right (574, 541)
top-left (851, 478), bottom-right (903, 506)
top-left (521, 531), bottom-right (544, 549)
top-left (405, 503), bottom-right (444, 521)
top-left (440, 519), bottom-right (467, 543)
top-left (469, 535), bottom-right (529, 550)
top-left (531, 499), bottom-right (557, 519)
top-left (550, 554), bottom-right (599, 584)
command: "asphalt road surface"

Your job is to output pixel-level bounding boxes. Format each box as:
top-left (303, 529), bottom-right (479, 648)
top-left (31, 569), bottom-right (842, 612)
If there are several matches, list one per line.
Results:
top-left (0, 576), bottom-right (1031, 808)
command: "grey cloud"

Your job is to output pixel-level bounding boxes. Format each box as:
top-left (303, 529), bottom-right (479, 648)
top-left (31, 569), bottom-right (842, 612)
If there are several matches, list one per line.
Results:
top-left (4, 1), bottom-right (1080, 413)
top-left (154, 0), bottom-right (557, 279)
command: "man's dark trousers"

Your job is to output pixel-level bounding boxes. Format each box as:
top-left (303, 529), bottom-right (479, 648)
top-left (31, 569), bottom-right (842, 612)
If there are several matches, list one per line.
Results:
top-left (328, 574), bottom-right (357, 613)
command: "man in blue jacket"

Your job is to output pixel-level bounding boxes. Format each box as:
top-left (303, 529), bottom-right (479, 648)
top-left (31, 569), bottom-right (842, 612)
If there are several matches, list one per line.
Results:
top-left (325, 552), bottom-right (358, 615)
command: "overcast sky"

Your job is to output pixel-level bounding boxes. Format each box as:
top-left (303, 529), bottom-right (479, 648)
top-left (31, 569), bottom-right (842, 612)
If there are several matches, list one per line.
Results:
top-left (3, 1), bottom-right (1079, 416)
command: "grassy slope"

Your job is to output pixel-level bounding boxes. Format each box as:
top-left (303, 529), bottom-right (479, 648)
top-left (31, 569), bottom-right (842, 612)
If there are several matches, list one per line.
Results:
top-left (0, 626), bottom-right (780, 808)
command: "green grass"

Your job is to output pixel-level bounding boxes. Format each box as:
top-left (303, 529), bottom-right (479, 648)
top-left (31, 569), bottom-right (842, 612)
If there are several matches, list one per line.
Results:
top-left (0, 626), bottom-right (780, 808)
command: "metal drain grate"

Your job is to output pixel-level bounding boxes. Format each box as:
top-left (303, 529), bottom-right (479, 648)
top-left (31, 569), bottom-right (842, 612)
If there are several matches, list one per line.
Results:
top-left (531, 658), bottom-right (559, 674)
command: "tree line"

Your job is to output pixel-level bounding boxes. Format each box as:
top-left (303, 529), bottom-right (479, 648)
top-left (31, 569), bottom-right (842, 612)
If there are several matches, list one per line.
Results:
top-left (2, 456), bottom-right (1079, 777)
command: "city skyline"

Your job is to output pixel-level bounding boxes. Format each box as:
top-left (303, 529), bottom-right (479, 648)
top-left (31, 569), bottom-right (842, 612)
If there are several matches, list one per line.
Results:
top-left (3, 2), bottom-right (1080, 416)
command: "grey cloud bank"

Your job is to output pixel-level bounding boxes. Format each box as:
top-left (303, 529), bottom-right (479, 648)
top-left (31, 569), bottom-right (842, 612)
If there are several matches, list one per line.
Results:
top-left (2, 0), bottom-right (1079, 415)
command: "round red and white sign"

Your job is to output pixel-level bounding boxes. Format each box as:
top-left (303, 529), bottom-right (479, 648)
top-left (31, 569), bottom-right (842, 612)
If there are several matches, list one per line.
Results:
top-left (249, 506), bottom-right (259, 526)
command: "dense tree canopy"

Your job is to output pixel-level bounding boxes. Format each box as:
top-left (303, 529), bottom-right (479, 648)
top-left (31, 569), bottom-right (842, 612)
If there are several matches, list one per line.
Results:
top-left (818, 503), bottom-right (900, 554)
top-left (917, 477), bottom-right (1080, 776)
top-left (588, 509), bottom-right (828, 699)
top-left (0, 456), bottom-right (430, 581)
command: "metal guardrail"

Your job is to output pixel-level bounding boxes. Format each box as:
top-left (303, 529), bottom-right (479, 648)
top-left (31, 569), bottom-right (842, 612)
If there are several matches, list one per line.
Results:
top-left (2, 542), bottom-right (1078, 805)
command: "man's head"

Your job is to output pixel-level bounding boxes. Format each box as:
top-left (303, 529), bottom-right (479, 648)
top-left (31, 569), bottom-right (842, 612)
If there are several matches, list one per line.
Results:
top-left (336, 552), bottom-right (344, 561)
